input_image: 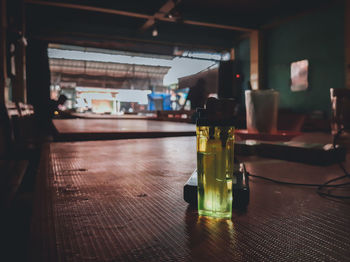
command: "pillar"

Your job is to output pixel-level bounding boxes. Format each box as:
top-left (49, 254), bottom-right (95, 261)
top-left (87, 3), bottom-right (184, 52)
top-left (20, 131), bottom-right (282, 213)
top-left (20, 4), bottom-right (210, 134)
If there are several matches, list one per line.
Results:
top-left (346, 0), bottom-right (350, 89)
top-left (250, 30), bottom-right (264, 90)
top-left (0, 0), bottom-right (7, 104)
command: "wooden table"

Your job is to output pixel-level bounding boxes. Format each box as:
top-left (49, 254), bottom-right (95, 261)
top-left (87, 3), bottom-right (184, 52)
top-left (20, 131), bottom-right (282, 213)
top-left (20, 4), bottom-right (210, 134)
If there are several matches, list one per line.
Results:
top-left (52, 119), bottom-right (196, 141)
top-left (30, 135), bottom-right (350, 261)
top-left (69, 112), bottom-right (155, 120)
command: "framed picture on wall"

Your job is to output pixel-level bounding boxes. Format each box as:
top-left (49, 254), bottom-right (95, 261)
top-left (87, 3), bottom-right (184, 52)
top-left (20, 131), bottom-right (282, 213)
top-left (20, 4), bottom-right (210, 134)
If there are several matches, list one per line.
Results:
top-left (291, 59), bottom-right (309, 92)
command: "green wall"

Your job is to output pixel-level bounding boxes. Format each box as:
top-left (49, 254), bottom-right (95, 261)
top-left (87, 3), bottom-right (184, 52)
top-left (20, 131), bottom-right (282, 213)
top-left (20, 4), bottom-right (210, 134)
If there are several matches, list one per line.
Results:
top-left (264, 2), bottom-right (345, 116)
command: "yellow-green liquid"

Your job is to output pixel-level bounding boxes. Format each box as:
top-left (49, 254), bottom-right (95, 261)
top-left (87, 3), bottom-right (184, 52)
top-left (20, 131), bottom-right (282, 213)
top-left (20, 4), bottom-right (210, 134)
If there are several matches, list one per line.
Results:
top-left (197, 126), bottom-right (234, 219)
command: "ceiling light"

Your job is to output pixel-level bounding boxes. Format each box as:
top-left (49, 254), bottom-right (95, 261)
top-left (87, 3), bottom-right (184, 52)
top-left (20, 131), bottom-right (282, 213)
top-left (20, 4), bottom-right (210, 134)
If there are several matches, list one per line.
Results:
top-left (152, 28), bottom-right (158, 37)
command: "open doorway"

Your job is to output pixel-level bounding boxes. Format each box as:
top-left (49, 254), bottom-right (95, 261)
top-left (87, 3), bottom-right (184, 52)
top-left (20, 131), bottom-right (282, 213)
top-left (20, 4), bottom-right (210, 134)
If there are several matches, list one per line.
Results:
top-left (48, 44), bottom-right (229, 119)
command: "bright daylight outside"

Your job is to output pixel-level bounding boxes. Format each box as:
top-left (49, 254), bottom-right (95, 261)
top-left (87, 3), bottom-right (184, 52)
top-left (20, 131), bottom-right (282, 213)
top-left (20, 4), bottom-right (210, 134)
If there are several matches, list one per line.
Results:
top-left (48, 44), bottom-right (230, 119)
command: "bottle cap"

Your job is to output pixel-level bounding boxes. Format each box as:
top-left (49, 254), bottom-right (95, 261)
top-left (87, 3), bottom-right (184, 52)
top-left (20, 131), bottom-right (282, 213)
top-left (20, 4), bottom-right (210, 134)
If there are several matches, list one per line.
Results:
top-left (196, 97), bottom-right (236, 126)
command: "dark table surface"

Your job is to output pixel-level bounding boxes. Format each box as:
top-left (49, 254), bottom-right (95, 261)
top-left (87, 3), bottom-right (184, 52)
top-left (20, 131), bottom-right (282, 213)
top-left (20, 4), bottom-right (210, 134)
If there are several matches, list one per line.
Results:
top-left (69, 112), bottom-right (156, 120)
top-left (30, 134), bottom-right (350, 261)
top-left (52, 119), bottom-right (196, 141)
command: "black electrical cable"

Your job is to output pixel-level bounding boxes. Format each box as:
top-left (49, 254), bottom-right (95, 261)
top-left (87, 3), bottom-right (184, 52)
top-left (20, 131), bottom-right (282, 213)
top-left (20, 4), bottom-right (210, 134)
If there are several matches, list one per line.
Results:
top-left (245, 128), bottom-right (350, 199)
top-left (316, 128), bottom-right (350, 199)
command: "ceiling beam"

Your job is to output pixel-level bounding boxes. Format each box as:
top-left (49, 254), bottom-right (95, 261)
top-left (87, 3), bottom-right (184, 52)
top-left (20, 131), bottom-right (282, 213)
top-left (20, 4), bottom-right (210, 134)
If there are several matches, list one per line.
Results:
top-left (181, 19), bottom-right (252, 32)
top-left (25, 0), bottom-right (150, 19)
top-left (24, 0), bottom-right (254, 32)
top-left (140, 0), bottom-right (181, 31)
top-left (32, 31), bottom-right (232, 55)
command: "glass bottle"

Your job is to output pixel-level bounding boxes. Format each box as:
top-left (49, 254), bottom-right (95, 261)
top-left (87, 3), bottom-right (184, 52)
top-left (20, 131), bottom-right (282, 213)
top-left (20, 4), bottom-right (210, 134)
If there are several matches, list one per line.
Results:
top-left (196, 98), bottom-right (236, 219)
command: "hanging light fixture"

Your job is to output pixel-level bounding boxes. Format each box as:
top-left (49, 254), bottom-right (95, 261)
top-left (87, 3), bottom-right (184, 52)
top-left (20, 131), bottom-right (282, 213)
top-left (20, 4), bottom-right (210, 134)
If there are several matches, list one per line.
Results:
top-left (152, 27), bottom-right (158, 37)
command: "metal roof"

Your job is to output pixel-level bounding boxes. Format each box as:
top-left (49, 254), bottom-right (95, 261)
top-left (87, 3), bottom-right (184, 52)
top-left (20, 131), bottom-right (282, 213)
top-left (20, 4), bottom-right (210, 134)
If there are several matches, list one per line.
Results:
top-left (49, 58), bottom-right (171, 79)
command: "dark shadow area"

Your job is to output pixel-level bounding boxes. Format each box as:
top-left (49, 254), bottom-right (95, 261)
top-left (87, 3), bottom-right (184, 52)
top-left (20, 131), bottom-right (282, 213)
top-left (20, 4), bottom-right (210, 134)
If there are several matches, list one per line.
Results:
top-left (0, 148), bottom-right (40, 262)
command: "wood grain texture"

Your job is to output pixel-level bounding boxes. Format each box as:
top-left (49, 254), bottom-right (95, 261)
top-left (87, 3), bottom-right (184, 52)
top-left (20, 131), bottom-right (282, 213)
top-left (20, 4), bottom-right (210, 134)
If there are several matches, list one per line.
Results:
top-left (30, 135), bottom-right (350, 261)
top-left (53, 119), bottom-right (196, 141)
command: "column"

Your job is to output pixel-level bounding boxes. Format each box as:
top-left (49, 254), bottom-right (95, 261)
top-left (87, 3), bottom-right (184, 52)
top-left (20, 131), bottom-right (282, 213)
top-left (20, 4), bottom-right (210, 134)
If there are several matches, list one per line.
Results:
top-left (346, 0), bottom-right (350, 89)
top-left (250, 30), bottom-right (264, 90)
top-left (12, 0), bottom-right (27, 103)
top-left (0, 0), bottom-right (7, 104)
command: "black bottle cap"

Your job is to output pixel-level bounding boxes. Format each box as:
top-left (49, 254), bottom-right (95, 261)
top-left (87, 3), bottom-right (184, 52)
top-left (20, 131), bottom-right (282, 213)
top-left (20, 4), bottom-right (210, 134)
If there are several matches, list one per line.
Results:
top-left (196, 97), bottom-right (236, 126)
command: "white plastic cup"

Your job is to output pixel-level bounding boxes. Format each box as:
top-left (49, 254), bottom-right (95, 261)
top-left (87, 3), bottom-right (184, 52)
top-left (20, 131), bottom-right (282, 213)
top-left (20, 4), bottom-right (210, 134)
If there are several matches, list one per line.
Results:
top-left (245, 89), bottom-right (279, 133)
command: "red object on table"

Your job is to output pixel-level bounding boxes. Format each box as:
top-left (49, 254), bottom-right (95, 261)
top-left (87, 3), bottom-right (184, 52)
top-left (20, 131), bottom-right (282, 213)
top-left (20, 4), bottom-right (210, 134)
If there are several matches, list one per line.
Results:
top-left (235, 129), bottom-right (302, 141)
